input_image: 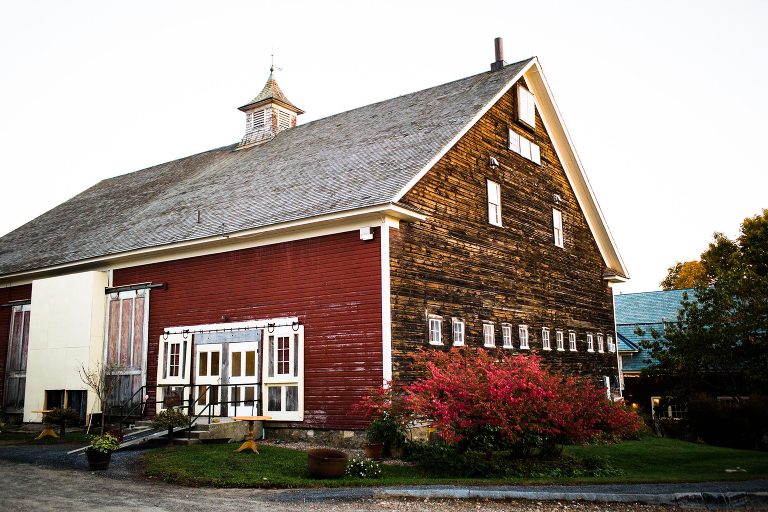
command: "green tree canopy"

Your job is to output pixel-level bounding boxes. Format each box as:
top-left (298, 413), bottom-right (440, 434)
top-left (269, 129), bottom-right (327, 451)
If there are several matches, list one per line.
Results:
top-left (642, 209), bottom-right (768, 397)
top-left (660, 260), bottom-right (707, 290)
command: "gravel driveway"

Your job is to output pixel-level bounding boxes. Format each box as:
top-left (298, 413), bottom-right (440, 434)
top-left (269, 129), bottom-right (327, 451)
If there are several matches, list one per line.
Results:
top-left (0, 443), bottom-right (766, 511)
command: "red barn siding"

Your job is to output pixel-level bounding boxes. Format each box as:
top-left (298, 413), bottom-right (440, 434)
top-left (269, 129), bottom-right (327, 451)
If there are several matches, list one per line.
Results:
top-left (0, 284), bottom-right (32, 408)
top-left (113, 230), bottom-right (382, 430)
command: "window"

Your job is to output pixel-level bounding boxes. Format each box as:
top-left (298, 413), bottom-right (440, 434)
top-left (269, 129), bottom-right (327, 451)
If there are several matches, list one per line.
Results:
top-left (251, 109), bottom-right (265, 131)
top-left (542, 327), bottom-right (551, 351)
top-left (568, 331), bottom-right (577, 351)
top-left (263, 326), bottom-right (304, 421)
top-left (487, 180), bottom-right (502, 226)
top-left (597, 333), bottom-right (604, 353)
top-left (277, 109), bottom-right (291, 131)
top-left (553, 209), bottom-right (564, 248)
top-left (483, 323), bottom-right (495, 347)
top-left (4, 303), bottom-right (30, 412)
top-left (428, 317), bottom-right (442, 345)
top-left (106, 289), bottom-right (150, 408)
top-left (452, 318), bottom-right (465, 346)
top-left (502, 324), bottom-right (513, 349)
top-left (508, 130), bottom-right (541, 165)
top-left (518, 325), bottom-right (529, 350)
top-left (587, 333), bottom-right (594, 352)
top-left (517, 86), bottom-right (536, 128)
top-left (607, 334), bottom-right (615, 353)
top-left (556, 330), bottom-right (564, 351)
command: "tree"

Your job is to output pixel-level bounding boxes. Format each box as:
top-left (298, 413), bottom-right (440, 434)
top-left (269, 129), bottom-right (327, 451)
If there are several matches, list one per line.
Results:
top-left (78, 361), bottom-right (121, 434)
top-left (660, 260), bottom-right (707, 290)
top-left (642, 209), bottom-right (768, 397)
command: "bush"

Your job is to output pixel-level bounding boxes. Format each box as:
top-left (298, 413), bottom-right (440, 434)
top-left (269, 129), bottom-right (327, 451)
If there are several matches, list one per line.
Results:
top-left (151, 408), bottom-right (190, 429)
top-left (345, 456), bottom-right (383, 478)
top-left (43, 407), bottom-right (82, 436)
top-left (686, 395), bottom-right (768, 450)
top-left (403, 348), bottom-right (642, 450)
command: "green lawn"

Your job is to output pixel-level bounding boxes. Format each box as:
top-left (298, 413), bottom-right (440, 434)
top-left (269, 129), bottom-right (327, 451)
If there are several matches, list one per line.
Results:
top-left (141, 437), bottom-right (768, 488)
top-left (0, 431), bottom-right (92, 444)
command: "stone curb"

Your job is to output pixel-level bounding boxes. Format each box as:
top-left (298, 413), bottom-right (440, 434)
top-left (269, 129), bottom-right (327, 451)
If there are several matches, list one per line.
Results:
top-left (374, 489), bottom-right (768, 508)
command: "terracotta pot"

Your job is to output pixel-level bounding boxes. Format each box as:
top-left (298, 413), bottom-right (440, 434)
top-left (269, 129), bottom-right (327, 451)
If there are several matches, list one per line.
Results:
top-left (85, 448), bottom-right (112, 470)
top-left (362, 442), bottom-right (384, 460)
top-left (307, 448), bottom-right (348, 478)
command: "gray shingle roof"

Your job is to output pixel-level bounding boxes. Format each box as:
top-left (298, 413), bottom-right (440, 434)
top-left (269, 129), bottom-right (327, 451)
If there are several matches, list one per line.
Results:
top-left (0, 59), bottom-right (530, 277)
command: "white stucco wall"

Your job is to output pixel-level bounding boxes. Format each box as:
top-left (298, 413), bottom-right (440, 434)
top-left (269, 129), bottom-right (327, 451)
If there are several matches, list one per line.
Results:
top-left (23, 271), bottom-right (107, 422)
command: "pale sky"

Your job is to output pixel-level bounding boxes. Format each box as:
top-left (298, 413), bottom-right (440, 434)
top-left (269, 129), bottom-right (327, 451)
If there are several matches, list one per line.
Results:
top-left (1, 1), bottom-right (766, 293)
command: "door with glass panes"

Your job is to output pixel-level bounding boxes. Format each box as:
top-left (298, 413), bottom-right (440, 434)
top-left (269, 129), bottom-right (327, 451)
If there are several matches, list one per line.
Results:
top-left (227, 342), bottom-right (259, 416)
top-left (193, 343), bottom-right (222, 415)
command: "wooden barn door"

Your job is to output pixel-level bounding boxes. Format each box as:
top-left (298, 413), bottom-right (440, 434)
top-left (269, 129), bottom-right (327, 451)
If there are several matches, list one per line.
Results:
top-left (4, 304), bottom-right (30, 413)
top-left (105, 289), bottom-right (149, 410)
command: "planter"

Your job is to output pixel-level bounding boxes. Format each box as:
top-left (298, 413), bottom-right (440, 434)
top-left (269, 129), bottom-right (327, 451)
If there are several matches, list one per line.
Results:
top-left (362, 442), bottom-right (384, 460)
top-left (85, 449), bottom-right (112, 470)
top-left (307, 448), bottom-right (348, 478)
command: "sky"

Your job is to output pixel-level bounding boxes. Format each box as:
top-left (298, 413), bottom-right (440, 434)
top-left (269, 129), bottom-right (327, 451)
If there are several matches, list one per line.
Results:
top-left (1, 1), bottom-right (766, 293)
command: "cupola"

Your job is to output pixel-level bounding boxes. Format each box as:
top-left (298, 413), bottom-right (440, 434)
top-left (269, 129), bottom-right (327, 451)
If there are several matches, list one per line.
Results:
top-left (238, 67), bottom-right (304, 148)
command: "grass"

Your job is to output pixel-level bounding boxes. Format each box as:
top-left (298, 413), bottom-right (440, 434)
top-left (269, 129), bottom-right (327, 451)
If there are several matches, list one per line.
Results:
top-left (0, 430), bottom-right (92, 444)
top-left (141, 436), bottom-right (768, 488)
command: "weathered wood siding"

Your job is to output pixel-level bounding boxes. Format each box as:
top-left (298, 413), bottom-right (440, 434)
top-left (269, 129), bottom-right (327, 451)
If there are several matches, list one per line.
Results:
top-left (0, 284), bottom-right (32, 408)
top-left (391, 77), bottom-right (618, 384)
top-left (113, 231), bottom-right (381, 429)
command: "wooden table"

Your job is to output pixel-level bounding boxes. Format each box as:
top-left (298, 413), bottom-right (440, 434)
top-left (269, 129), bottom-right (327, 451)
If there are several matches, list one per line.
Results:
top-left (31, 410), bottom-right (58, 440)
top-left (232, 415), bottom-right (271, 453)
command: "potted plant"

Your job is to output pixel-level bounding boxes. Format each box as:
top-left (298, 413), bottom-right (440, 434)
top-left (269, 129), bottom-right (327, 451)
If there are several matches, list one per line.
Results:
top-left (363, 417), bottom-right (387, 459)
top-left (44, 407), bottom-right (82, 438)
top-left (151, 408), bottom-right (190, 445)
top-left (86, 431), bottom-right (121, 470)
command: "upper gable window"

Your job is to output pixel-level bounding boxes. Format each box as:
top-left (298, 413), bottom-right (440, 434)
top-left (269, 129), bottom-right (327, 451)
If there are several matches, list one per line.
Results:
top-left (517, 86), bottom-right (536, 128)
top-left (597, 333), bottom-right (604, 353)
top-left (508, 131), bottom-right (541, 165)
top-left (607, 334), bottom-right (615, 353)
top-left (487, 180), bottom-right (502, 226)
top-left (553, 209), bottom-right (564, 248)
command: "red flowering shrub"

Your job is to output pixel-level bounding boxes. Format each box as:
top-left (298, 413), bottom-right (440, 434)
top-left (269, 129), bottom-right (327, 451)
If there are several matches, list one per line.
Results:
top-left (360, 348), bottom-right (641, 452)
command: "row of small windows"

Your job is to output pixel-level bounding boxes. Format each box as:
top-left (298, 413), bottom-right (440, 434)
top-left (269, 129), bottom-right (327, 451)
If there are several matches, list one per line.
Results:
top-left (428, 316), bottom-right (615, 353)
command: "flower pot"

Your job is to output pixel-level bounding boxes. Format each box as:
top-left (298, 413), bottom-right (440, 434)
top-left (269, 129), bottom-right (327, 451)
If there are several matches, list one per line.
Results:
top-left (307, 448), bottom-right (348, 478)
top-left (85, 449), bottom-right (112, 470)
top-left (362, 442), bottom-right (384, 460)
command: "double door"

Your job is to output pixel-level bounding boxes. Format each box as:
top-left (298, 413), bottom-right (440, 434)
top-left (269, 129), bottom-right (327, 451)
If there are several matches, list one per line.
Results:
top-left (193, 341), bottom-right (260, 416)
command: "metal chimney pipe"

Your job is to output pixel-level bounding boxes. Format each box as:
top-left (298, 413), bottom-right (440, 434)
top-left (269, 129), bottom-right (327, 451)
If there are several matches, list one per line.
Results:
top-left (490, 37), bottom-right (505, 71)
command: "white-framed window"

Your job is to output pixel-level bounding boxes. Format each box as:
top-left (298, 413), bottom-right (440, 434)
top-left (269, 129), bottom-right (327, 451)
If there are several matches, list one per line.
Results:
top-left (542, 327), bottom-right (551, 351)
top-left (508, 130), bottom-right (541, 165)
top-left (568, 331), bottom-right (577, 351)
top-left (587, 333), bottom-right (594, 352)
top-left (553, 209), bottom-right (564, 248)
top-left (597, 333), bottom-right (604, 353)
top-left (452, 318), bottom-right (465, 346)
top-left (517, 85), bottom-right (536, 128)
top-left (428, 316), bottom-right (443, 345)
top-left (263, 325), bottom-right (304, 421)
top-left (607, 334), bottom-right (615, 353)
top-left (483, 323), bottom-right (495, 347)
top-left (556, 330), bottom-right (564, 351)
top-left (502, 324), bottom-right (513, 349)
top-left (277, 109), bottom-right (291, 131)
top-left (487, 179), bottom-right (502, 226)
top-left (518, 324), bottom-right (529, 350)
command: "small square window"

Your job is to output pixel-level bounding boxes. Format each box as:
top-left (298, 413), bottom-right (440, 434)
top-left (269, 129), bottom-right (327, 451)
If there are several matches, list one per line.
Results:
top-left (452, 318), bottom-right (465, 346)
top-left (483, 323), bottom-right (495, 347)
top-left (502, 324), bottom-right (513, 349)
top-left (597, 333), bottom-right (604, 353)
top-left (542, 327), bottom-right (551, 351)
top-left (487, 180), bottom-right (502, 226)
top-left (556, 330), bottom-right (564, 351)
top-left (553, 209), bottom-right (564, 248)
top-left (428, 317), bottom-right (442, 345)
top-left (587, 333), bottom-right (594, 352)
top-left (568, 331), bottom-right (577, 351)
top-left (518, 325), bottom-right (529, 350)
top-left (517, 86), bottom-right (536, 128)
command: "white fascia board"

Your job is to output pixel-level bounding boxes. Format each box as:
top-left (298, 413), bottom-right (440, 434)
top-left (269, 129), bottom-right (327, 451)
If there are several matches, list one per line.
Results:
top-left (164, 317), bottom-right (298, 335)
top-left (392, 58), bottom-right (537, 202)
top-left (0, 203), bottom-right (426, 287)
top-left (523, 59), bottom-right (629, 279)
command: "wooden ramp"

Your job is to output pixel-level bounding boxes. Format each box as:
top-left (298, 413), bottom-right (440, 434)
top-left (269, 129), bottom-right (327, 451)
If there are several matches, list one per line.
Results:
top-left (66, 425), bottom-right (189, 455)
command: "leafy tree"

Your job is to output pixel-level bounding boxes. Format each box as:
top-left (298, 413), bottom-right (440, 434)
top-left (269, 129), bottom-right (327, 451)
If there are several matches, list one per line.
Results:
top-left (660, 260), bottom-right (707, 290)
top-left (642, 209), bottom-right (768, 397)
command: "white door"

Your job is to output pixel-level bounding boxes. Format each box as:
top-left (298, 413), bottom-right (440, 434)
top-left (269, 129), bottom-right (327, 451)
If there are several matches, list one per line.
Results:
top-left (194, 343), bottom-right (222, 415)
top-left (227, 341), bottom-right (259, 416)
